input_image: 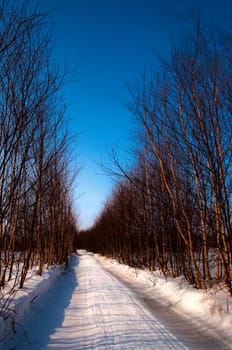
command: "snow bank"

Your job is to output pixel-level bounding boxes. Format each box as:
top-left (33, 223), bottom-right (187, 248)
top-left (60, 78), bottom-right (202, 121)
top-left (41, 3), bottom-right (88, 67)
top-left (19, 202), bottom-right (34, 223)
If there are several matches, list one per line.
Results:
top-left (1, 251), bottom-right (231, 348)
top-left (0, 264), bottom-right (64, 343)
top-left (96, 254), bottom-right (232, 347)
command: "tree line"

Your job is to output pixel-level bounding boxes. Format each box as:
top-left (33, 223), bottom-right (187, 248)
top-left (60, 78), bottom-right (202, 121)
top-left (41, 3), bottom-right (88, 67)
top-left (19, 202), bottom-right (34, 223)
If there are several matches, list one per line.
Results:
top-left (78, 23), bottom-right (232, 294)
top-left (0, 1), bottom-right (79, 318)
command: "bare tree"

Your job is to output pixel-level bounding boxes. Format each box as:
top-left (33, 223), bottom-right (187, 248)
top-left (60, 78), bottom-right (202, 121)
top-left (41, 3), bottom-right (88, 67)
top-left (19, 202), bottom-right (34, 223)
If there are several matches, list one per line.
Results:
top-left (0, 0), bottom-right (79, 323)
top-left (78, 22), bottom-right (232, 294)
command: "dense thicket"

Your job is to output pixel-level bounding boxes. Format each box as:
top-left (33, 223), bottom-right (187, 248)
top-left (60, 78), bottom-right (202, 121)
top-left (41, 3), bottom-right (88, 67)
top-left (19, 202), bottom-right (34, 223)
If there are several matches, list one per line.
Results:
top-left (0, 1), bottom-right (79, 316)
top-left (78, 24), bottom-right (232, 294)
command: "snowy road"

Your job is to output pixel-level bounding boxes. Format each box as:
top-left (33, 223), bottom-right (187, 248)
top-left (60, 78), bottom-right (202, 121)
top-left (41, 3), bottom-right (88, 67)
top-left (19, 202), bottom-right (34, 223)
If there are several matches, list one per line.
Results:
top-left (3, 252), bottom-right (229, 349)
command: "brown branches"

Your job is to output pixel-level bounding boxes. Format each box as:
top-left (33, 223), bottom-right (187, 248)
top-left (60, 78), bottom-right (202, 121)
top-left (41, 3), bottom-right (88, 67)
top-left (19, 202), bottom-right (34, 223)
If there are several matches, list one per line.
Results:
top-left (78, 22), bottom-right (232, 294)
top-left (0, 0), bottom-right (79, 319)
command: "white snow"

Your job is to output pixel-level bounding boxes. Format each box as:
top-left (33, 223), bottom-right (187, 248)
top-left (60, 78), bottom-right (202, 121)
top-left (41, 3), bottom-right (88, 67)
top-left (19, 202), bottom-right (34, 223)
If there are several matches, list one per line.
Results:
top-left (0, 264), bottom-right (64, 344)
top-left (0, 250), bottom-right (231, 349)
top-left (96, 254), bottom-right (232, 347)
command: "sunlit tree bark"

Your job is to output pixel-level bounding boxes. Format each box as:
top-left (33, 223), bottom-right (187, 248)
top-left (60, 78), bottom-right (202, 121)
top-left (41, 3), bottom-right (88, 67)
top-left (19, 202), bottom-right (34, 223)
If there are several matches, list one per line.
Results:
top-left (0, 0), bottom-right (79, 309)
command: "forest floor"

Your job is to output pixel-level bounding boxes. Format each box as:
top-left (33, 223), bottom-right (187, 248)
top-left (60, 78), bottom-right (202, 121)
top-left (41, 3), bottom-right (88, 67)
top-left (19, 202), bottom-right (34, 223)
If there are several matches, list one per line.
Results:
top-left (1, 251), bottom-right (232, 349)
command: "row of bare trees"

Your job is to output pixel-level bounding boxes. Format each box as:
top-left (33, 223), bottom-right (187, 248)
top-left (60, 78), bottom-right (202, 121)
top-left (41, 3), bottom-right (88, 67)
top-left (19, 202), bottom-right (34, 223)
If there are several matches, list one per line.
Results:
top-left (0, 1), bottom-right (79, 317)
top-left (78, 24), bottom-right (232, 294)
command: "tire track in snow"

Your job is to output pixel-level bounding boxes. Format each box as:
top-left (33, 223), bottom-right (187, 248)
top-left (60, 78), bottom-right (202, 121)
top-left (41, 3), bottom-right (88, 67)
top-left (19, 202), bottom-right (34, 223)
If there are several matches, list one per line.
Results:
top-left (94, 259), bottom-right (184, 349)
top-left (2, 252), bottom-right (226, 349)
top-left (99, 256), bottom-right (230, 350)
top-left (74, 252), bottom-right (188, 349)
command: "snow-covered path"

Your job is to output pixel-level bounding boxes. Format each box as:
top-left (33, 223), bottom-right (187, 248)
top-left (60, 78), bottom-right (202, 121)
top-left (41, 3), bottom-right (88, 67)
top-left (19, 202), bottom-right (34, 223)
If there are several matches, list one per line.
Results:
top-left (2, 252), bottom-right (229, 349)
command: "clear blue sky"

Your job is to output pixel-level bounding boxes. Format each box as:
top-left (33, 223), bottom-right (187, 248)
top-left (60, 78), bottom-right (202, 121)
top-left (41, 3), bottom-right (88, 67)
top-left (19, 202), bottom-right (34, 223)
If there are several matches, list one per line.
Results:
top-left (38, 0), bottom-right (231, 229)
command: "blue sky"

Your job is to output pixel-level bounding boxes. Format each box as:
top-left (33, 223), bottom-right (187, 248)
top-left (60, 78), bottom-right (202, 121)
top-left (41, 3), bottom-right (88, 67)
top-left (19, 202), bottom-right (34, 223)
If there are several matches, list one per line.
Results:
top-left (38, 0), bottom-right (231, 229)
